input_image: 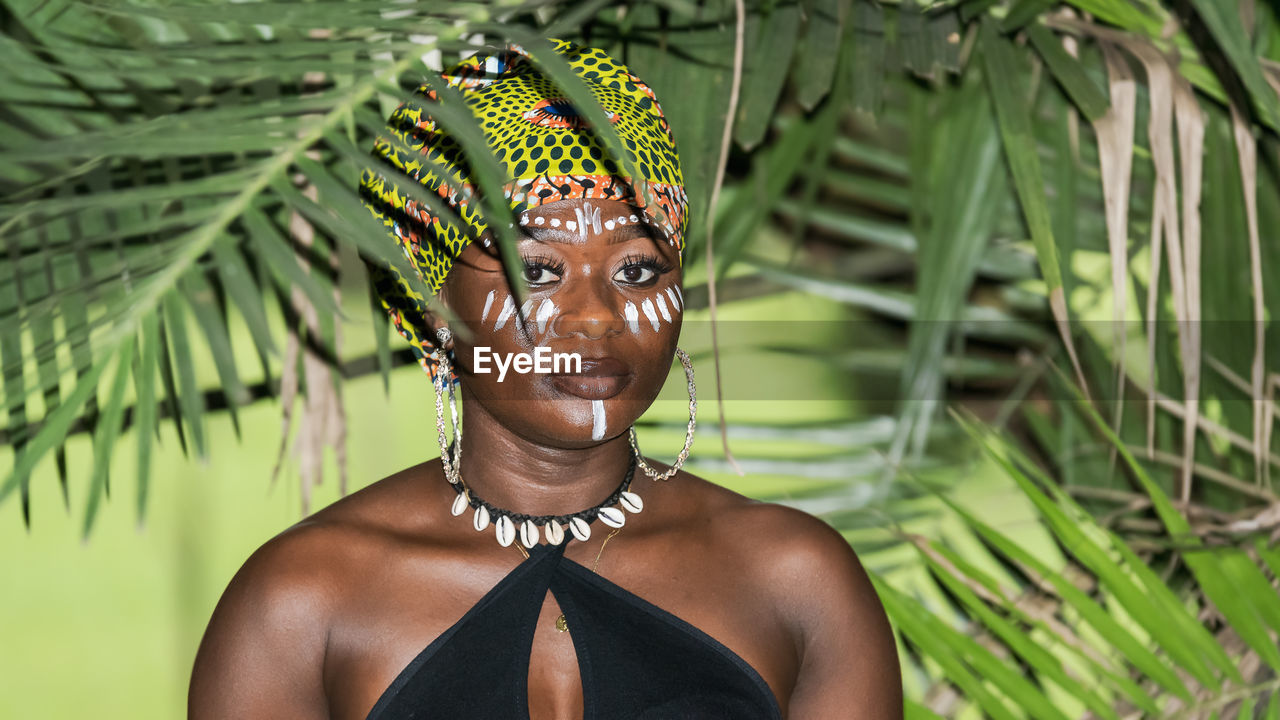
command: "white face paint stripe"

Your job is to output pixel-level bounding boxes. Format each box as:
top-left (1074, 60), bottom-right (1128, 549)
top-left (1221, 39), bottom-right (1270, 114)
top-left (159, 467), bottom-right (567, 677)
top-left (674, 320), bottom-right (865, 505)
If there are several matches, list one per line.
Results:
top-left (582, 264), bottom-right (591, 276)
top-left (481, 290), bottom-right (495, 323)
top-left (591, 399), bottom-right (606, 441)
top-left (655, 293), bottom-right (671, 322)
top-left (623, 302), bottom-right (640, 334)
top-left (673, 286), bottom-right (684, 307)
top-left (640, 298), bottom-right (659, 331)
top-left (589, 204), bottom-right (602, 235)
top-left (535, 298), bottom-right (555, 333)
top-left (494, 294), bottom-right (516, 330)
top-left (518, 299), bottom-right (533, 330)
top-left (665, 287), bottom-right (681, 312)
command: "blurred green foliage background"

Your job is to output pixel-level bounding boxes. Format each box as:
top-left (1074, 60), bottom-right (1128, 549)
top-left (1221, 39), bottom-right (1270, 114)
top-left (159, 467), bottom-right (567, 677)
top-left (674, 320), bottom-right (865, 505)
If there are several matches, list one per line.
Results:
top-left (5, 0), bottom-right (1280, 716)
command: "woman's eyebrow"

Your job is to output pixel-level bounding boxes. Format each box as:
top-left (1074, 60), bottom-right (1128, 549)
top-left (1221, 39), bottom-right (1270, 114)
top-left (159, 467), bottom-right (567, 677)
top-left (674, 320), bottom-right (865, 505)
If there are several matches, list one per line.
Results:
top-left (521, 223), bottom-right (650, 245)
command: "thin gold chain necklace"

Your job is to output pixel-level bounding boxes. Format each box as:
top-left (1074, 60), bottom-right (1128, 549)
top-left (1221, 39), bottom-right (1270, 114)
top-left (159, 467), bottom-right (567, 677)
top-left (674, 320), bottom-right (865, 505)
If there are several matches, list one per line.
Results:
top-left (516, 526), bottom-right (622, 632)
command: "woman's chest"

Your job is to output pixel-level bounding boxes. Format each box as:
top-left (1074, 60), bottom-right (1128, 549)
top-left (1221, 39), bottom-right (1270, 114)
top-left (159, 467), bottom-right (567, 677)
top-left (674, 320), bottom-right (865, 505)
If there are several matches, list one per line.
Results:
top-left (321, 559), bottom-right (795, 720)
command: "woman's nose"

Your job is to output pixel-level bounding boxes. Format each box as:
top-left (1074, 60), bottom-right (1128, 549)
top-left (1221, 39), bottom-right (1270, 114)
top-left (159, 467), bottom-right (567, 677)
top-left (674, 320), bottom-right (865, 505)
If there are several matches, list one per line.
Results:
top-left (550, 274), bottom-right (622, 341)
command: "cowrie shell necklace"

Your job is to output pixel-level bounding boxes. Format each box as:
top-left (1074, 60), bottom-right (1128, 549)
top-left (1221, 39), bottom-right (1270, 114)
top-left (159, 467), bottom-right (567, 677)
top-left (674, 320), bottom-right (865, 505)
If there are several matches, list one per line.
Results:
top-left (446, 441), bottom-right (645, 550)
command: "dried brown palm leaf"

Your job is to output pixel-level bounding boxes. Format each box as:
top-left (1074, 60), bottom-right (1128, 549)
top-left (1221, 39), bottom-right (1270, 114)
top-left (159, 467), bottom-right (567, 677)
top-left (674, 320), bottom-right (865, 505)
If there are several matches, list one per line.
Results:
top-left (1092, 41), bottom-right (1136, 475)
top-left (1152, 391), bottom-right (1280, 469)
top-left (1126, 43), bottom-right (1173, 459)
top-left (1125, 446), bottom-right (1279, 503)
top-left (1266, 373), bottom-right (1279, 489)
top-left (1127, 41), bottom-right (1200, 502)
top-left (1174, 75), bottom-right (1205, 507)
top-left (271, 179), bottom-right (350, 514)
top-left (1228, 103), bottom-right (1268, 489)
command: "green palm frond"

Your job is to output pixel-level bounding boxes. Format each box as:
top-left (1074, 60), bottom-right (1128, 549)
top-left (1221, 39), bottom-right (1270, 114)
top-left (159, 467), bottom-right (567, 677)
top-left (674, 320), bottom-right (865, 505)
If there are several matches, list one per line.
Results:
top-left (880, 394), bottom-right (1280, 717)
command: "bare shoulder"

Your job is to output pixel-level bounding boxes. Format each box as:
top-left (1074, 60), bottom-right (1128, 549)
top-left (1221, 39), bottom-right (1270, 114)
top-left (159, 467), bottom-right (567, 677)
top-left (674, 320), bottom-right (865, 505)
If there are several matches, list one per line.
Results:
top-left (189, 466), bottom-right (432, 719)
top-left (675, 471), bottom-right (849, 560)
top-left (188, 519), bottom-right (338, 718)
top-left (676, 472), bottom-right (903, 717)
top-left (207, 460), bottom-right (437, 624)
top-left (212, 514), bottom-right (357, 624)
top-left (696, 479), bottom-right (875, 610)
top-left (215, 470), bottom-right (421, 611)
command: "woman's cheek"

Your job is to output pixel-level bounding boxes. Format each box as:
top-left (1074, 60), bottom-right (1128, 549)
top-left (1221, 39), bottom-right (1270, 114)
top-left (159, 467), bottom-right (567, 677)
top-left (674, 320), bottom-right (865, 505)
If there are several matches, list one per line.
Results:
top-left (471, 288), bottom-right (543, 351)
top-left (618, 284), bottom-right (682, 336)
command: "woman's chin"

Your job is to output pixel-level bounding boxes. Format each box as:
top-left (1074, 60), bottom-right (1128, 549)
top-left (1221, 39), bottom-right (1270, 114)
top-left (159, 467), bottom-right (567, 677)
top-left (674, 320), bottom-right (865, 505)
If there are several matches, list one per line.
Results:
top-left (503, 396), bottom-right (637, 449)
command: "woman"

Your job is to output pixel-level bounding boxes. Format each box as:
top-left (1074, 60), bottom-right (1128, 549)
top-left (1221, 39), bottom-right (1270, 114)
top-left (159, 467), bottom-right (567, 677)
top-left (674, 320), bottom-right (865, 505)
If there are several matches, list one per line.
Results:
top-left (189, 39), bottom-right (901, 719)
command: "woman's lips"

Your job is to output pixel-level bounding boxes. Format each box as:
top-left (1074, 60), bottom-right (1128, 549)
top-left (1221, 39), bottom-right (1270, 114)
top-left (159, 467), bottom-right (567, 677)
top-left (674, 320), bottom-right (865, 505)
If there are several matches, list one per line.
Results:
top-left (548, 357), bottom-right (631, 400)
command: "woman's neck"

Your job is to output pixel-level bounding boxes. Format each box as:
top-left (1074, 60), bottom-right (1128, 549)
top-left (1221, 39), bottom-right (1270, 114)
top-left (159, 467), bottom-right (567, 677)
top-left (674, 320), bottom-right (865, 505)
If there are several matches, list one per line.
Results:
top-left (451, 388), bottom-right (635, 516)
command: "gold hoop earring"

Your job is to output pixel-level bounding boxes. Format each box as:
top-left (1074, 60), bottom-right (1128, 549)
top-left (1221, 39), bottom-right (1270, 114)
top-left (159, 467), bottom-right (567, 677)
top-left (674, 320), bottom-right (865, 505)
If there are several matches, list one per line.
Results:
top-left (628, 347), bottom-right (696, 482)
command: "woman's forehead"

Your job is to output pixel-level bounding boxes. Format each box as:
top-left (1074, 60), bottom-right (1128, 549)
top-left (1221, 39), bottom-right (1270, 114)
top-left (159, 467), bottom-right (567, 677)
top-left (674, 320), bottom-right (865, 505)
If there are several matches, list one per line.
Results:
top-left (517, 199), bottom-right (673, 255)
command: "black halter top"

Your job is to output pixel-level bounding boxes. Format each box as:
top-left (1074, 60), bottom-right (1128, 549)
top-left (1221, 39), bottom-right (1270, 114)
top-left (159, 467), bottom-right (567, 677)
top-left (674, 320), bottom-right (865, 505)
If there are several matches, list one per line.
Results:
top-left (364, 540), bottom-right (784, 719)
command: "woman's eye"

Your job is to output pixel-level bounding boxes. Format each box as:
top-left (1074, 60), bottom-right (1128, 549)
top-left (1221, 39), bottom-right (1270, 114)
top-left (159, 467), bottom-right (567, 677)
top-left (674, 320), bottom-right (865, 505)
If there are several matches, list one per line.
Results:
top-left (523, 266), bottom-right (560, 286)
top-left (613, 265), bottom-right (657, 285)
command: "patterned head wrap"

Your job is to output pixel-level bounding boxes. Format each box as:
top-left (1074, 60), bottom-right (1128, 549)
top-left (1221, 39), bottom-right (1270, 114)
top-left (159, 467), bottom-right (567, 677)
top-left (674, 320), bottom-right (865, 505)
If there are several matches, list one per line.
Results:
top-left (360, 39), bottom-right (687, 378)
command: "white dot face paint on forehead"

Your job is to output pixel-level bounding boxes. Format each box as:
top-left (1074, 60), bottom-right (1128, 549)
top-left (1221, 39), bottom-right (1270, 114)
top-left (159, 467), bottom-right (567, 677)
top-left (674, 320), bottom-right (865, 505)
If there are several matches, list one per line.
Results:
top-left (591, 399), bottom-right (606, 441)
top-left (480, 289), bottom-right (496, 324)
top-left (563, 201), bottom-right (602, 243)
top-left (493, 294), bottom-right (516, 330)
top-left (574, 205), bottom-right (588, 243)
top-left (581, 264), bottom-right (591, 276)
top-left (623, 301), bottom-right (640, 334)
top-left (640, 298), bottom-right (660, 331)
top-left (535, 298), bottom-right (556, 334)
top-left (589, 203), bottom-right (603, 236)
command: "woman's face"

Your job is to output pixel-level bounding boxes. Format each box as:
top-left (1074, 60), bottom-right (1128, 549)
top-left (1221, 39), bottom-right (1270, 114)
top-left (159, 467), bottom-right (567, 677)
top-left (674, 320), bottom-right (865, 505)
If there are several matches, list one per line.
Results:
top-left (440, 198), bottom-right (684, 448)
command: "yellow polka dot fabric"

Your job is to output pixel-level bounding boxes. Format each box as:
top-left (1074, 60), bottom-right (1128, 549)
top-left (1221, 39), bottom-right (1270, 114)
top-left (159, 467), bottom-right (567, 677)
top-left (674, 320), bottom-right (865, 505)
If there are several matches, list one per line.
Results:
top-left (359, 39), bottom-right (687, 379)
